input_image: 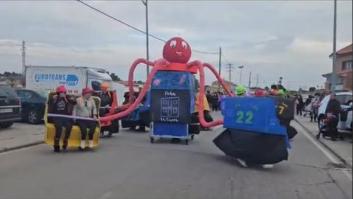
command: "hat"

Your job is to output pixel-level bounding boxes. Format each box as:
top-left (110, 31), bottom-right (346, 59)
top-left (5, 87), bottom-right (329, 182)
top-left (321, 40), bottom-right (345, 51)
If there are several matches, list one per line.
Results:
top-left (82, 87), bottom-right (93, 95)
top-left (236, 85), bottom-right (246, 96)
top-left (56, 85), bottom-right (67, 94)
top-left (255, 89), bottom-right (266, 97)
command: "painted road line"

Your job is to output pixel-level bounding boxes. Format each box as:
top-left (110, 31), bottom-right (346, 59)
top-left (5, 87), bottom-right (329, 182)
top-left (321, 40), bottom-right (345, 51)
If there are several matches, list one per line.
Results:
top-left (295, 121), bottom-right (352, 181)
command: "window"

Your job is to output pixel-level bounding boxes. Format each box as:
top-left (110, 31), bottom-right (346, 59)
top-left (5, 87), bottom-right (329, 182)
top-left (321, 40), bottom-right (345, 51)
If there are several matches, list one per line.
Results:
top-left (342, 60), bottom-right (353, 70)
top-left (0, 85), bottom-right (17, 98)
top-left (16, 90), bottom-right (33, 100)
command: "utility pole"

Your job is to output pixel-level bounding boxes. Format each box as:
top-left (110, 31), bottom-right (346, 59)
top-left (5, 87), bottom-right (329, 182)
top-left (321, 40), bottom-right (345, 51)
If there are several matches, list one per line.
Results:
top-left (218, 47), bottom-right (222, 76)
top-left (238, 65), bottom-right (244, 85)
top-left (21, 41), bottom-right (26, 87)
top-left (226, 63), bottom-right (234, 83)
top-left (142, 0), bottom-right (149, 78)
top-left (22, 40), bottom-right (26, 74)
top-left (331, 0), bottom-right (337, 93)
top-left (248, 72), bottom-right (252, 88)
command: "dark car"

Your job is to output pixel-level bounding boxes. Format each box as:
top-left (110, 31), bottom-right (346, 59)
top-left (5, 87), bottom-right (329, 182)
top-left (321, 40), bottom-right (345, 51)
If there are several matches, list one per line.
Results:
top-left (0, 85), bottom-right (21, 128)
top-left (15, 89), bottom-right (46, 124)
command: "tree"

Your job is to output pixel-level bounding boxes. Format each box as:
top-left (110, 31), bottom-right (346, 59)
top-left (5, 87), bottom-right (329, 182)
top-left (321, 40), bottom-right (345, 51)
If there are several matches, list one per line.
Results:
top-left (110, 73), bottom-right (121, 81)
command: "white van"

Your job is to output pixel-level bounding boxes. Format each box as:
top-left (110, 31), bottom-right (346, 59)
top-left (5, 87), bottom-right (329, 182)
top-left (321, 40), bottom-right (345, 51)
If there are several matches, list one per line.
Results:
top-left (25, 66), bottom-right (112, 95)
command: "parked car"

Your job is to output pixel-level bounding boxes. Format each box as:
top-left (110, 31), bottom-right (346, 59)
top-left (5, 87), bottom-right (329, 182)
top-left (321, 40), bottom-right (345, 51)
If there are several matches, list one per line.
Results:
top-left (0, 85), bottom-right (21, 128)
top-left (318, 92), bottom-right (352, 133)
top-left (15, 89), bottom-right (47, 124)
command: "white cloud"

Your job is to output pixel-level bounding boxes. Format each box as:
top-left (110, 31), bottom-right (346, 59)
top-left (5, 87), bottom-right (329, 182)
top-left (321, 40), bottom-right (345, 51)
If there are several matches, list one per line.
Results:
top-left (0, 1), bottom-right (352, 90)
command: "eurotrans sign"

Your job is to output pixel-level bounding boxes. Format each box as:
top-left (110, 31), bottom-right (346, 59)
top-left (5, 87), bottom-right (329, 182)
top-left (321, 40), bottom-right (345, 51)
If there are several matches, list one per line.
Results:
top-left (34, 73), bottom-right (79, 86)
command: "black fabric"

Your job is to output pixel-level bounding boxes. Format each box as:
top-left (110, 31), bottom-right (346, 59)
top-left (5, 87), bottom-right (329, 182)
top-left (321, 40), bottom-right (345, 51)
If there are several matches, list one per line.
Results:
top-left (53, 117), bottom-right (73, 146)
top-left (325, 99), bottom-right (341, 117)
top-left (77, 120), bottom-right (97, 140)
top-left (204, 110), bottom-right (213, 122)
top-left (151, 90), bottom-right (191, 123)
top-left (52, 97), bottom-right (69, 115)
top-left (213, 129), bottom-right (288, 165)
top-left (326, 116), bottom-right (339, 139)
top-left (139, 110), bottom-right (151, 126)
top-left (99, 92), bottom-right (112, 107)
top-left (121, 118), bottom-right (138, 128)
top-left (48, 95), bottom-right (76, 116)
top-left (271, 97), bottom-right (295, 125)
top-left (189, 113), bottom-right (200, 135)
top-left (287, 125), bottom-right (298, 139)
top-left (340, 111), bottom-right (348, 122)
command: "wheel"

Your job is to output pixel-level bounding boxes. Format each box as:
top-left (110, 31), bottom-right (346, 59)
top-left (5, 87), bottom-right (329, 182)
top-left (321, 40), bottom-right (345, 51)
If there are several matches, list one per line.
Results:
top-left (150, 137), bottom-right (154, 143)
top-left (107, 131), bottom-right (113, 137)
top-left (185, 139), bottom-right (189, 145)
top-left (27, 110), bottom-right (41, 124)
top-left (0, 122), bottom-right (13, 129)
top-left (111, 120), bottom-right (120, 133)
top-left (316, 134), bottom-right (320, 139)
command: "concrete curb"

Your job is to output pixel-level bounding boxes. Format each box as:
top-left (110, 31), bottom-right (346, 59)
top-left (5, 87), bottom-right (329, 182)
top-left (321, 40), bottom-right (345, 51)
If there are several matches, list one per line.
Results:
top-left (294, 118), bottom-right (352, 169)
top-left (0, 141), bottom-right (44, 154)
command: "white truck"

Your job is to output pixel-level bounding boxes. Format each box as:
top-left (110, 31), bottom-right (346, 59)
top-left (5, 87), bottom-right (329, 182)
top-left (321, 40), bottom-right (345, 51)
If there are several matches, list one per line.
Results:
top-left (25, 66), bottom-right (113, 95)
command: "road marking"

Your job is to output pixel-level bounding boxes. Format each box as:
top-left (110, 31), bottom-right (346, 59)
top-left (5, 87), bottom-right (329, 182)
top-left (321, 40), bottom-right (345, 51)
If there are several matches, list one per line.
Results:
top-left (295, 121), bottom-right (352, 181)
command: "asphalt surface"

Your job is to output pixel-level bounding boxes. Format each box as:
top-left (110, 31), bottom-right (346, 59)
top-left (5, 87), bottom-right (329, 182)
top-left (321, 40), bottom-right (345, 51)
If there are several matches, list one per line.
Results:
top-left (0, 122), bottom-right (351, 199)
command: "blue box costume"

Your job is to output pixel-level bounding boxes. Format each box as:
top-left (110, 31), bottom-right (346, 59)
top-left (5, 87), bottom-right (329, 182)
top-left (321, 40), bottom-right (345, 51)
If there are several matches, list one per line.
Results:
top-left (149, 71), bottom-right (196, 144)
top-left (214, 96), bottom-right (293, 165)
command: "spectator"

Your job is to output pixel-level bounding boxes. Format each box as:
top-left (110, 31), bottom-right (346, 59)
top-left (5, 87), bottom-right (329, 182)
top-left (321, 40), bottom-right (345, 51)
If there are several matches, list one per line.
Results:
top-left (296, 95), bottom-right (304, 116)
top-left (325, 93), bottom-right (342, 141)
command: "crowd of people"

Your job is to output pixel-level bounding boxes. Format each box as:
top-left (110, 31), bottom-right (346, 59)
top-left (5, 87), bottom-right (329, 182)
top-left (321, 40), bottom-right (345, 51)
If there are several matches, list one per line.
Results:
top-left (295, 93), bottom-right (325, 122)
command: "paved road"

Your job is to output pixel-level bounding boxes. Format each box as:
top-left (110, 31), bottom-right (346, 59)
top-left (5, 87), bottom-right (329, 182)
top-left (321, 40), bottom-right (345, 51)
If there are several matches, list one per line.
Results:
top-left (0, 122), bottom-right (351, 199)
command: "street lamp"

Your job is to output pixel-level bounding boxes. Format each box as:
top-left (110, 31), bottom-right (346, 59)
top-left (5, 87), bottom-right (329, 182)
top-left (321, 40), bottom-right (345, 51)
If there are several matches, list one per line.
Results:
top-left (331, 0), bottom-right (337, 93)
top-left (142, 0), bottom-right (149, 78)
top-left (238, 65), bottom-right (244, 85)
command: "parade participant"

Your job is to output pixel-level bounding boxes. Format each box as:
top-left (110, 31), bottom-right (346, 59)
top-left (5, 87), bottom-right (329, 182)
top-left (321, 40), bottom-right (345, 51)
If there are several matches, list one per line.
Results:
top-left (195, 90), bottom-right (213, 130)
top-left (74, 87), bottom-right (98, 149)
top-left (48, 85), bottom-right (76, 152)
top-left (277, 89), bottom-right (286, 97)
top-left (270, 85), bottom-right (279, 96)
top-left (235, 85), bottom-right (246, 96)
top-left (98, 82), bottom-right (113, 116)
top-left (254, 88), bottom-right (267, 97)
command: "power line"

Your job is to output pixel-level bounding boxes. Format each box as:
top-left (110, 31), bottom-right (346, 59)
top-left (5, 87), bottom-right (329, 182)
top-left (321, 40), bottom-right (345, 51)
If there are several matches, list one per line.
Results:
top-left (76, 0), bottom-right (218, 55)
top-left (76, 0), bottom-right (166, 42)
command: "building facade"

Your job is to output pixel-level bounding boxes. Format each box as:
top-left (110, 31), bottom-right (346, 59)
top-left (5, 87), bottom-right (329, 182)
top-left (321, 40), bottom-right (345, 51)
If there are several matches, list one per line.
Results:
top-left (323, 44), bottom-right (352, 91)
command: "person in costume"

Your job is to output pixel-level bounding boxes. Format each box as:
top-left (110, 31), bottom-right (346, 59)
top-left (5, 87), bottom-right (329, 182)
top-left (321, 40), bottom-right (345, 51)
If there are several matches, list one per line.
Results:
top-left (48, 85), bottom-right (76, 152)
top-left (74, 88), bottom-right (98, 150)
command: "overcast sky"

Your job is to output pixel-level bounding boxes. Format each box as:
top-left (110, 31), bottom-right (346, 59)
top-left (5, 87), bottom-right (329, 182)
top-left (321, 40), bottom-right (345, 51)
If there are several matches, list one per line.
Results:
top-left (0, 1), bottom-right (352, 90)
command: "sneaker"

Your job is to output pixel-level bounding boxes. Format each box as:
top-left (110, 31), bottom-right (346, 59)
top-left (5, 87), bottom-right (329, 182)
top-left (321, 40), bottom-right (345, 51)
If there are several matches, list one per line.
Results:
top-left (80, 140), bottom-right (86, 149)
top-left (262, 164), bottom-right (274, 169)
top-left (88, 140), bottom-right (94, 149)
top-left (236, 158), bottom-right (248, 168)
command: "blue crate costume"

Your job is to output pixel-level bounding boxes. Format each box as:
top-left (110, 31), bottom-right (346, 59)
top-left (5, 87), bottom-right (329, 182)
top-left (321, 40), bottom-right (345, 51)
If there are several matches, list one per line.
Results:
top-left (214, 96), bottom-right (292, 165)
top-left (148, 71), bottom-right (197, 144)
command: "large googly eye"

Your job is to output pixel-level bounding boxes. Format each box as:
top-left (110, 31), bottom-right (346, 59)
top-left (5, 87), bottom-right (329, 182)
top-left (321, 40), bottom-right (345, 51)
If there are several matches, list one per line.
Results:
top-left (169, 40), bottom-right (177, 48)
top-left (181, 41), bottom-right (188, 49)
